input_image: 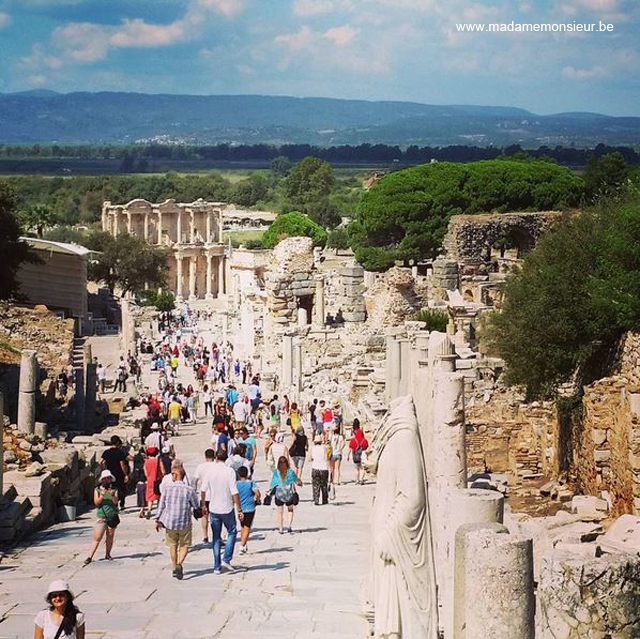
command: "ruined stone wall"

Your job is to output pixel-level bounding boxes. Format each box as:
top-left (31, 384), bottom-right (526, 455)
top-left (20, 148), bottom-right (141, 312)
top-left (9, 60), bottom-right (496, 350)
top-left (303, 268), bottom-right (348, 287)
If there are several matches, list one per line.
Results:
top-left (265, 237), bottom-right (315, 327)
top-left (466, 393), bottom-right (556, 478)
top-left (323, 266), bottom-right (366, 323)
top-left (0, 303), bottom-right (75, 420)
top-left (442, 211), bottom-right (564, 265)
top-left (575, 377), bottom-right (638, 516)
top-left (364, 267), bottom-right (422, 329)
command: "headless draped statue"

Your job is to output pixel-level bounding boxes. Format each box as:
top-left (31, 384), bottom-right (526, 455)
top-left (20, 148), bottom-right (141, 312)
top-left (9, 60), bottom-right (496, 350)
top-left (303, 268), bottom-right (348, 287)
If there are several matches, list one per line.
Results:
top-left (365, 395), bottom-right (438, 639)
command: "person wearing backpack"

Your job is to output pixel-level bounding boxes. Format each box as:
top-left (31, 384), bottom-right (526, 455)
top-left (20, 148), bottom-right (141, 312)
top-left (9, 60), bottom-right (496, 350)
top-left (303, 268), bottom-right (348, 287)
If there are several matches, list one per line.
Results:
top-left (348, 419), bottom-right (369, 485)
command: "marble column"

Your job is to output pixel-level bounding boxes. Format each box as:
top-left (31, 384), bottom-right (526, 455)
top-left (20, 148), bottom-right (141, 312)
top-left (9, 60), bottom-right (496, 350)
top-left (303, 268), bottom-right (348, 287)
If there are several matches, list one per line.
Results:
top-left (17, 350), bottom-right (37, 435)
top-left (113, 211), bottom-right (120, 237)
top-left (84, 343), bottom-right (96, 431)
top-left (297, 308), bottom-right (308, 327)
top-left (188, 255), bottom-right (197, 300)
top-left (175, 255), bottom-right (184, 300)
top-left (218, 258), bottom-right (225, 296)
top-left (144, 213), bottom-right (149, 242)
top-left (385, 333), bottom-right (402, 402)
top-left (205, 254), bottom-right (213, 299)
top-left (313, 275), bottom-right (325, 327)
top-left (177, 211), bottom-right (183, 244)
top-left (126, 212), bottom-right (132, 234)
top-left (189, 210), bottom-right (195, 244)
top-left (293, 341), bottom-right (303, 398)
top-left (157, 211), bottom-right (163, 245)
top-left (218, 211), bottom-right (224, 244)
top-left (282, 335), bottom-right (293, 392)
top-left (397, 338), bottom-right (412, 397)
top-left (454, 523), bottom-right (534, 639)
top-left (206, 212), bottom-right (212, 242)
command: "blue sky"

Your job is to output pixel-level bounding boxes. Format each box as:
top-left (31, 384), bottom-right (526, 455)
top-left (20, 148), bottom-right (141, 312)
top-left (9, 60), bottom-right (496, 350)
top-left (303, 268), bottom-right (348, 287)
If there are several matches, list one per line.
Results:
top-left (0, 0), bottom-right (638, 115)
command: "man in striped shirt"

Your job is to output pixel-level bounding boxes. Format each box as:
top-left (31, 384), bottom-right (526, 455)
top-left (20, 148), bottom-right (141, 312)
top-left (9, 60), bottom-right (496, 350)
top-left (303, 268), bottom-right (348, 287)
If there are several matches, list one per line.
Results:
top-left (155, 461), bottom-right (199, 580)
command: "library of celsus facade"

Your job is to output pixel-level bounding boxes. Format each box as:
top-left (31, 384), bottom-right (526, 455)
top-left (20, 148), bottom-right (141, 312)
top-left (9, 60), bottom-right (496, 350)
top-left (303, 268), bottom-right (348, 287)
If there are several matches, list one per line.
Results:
top-left (102, 198), bottom-right (228, 301)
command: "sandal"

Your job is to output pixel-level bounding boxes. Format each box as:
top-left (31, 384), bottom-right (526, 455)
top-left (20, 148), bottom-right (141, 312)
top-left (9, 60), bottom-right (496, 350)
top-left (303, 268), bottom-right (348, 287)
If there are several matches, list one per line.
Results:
top-left (105, 555), bottom-right (113, 560)
top-left (83, 557), bottom-right (92, 566)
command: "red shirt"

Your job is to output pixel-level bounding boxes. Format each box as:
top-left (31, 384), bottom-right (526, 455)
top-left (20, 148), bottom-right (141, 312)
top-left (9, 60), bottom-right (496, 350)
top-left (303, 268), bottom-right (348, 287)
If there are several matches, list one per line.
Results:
top-left (349, 430), bottom-right (368, 451)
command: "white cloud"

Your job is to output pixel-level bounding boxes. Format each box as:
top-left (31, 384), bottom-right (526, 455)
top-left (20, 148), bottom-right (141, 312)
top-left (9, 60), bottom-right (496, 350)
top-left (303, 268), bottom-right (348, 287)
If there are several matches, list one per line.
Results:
top-left (293, 0), bottom-right (336, 17)
top-left (323, 24), bottom-right (358, 46)
top-left (462, 3), bottom-right (501, 22)
top-left (274, 26), bottom-right (317, 51)
top-left (109, 18), bottom-right (188, 48)
top-left (562, 65), bottom-right (608, 80)
top-left (52, 22), bottom-right (110, 62)
top-left (0, 12), bottom-right (11, 29)
top-left (19, 43), bottom-right (63, 70)
top-left (195, 0), bottom-right (245, 17)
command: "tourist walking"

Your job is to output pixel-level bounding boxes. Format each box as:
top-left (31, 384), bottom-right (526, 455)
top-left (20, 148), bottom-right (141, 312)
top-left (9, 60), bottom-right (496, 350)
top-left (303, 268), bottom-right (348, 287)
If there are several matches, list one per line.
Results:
top-left (348, 419), bottom-right (369, 484)
top-left (100, 436), bottom-right (130, 511)
top-left (144, 448), bottom-right (164, 517)
top-left (34, 580), bottom-right (85, 639)
top-left (155, 462), bottom-right (199, 580)
top-left (236, 466), bottom-right (260, 554)
top-left (311, 435), bottom-right (331, 505)
top-left (200, 450), bottom-right (244, 574)
top-left (289, 426), bottom-right (308, 480)
top-left (84, 470), bottom-right (120, 564)
top-left (329, 425), bottom-right (346, 486)
top-left (269, 456), bottom-right (302, 533)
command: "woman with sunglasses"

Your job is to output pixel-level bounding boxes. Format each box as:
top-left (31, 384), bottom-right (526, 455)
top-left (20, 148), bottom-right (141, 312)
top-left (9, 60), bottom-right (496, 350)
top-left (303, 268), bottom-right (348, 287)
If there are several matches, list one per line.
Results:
top-left (34, 580), bottom-right (85, 639)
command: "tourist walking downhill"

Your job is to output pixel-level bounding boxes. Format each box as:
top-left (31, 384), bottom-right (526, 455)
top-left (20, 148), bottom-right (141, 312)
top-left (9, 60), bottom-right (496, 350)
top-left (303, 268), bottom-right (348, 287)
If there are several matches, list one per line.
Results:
top-left (200, 450), bottom-right (244, 574)
top-left (155, 462), bottom-right (199, 580)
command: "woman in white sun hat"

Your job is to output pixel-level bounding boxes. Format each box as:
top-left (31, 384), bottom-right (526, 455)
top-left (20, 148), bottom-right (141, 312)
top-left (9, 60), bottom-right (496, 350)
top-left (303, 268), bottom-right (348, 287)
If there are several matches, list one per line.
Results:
top-left (83, 469), bottom-right (120, 565)
top-left (34, 579), bottom-right (85, 639)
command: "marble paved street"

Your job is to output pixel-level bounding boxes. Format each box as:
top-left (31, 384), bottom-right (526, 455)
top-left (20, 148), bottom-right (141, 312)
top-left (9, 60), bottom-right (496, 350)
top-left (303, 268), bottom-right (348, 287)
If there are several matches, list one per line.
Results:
top-left (0, 411), bottom-right (374, 638)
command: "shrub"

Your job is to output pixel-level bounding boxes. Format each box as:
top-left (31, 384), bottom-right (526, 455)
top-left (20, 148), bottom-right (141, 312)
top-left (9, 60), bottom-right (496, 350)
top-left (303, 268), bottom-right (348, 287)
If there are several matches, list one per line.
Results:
top-left (414, 308), bottom-right (448, 332)
top-left (261, 211), bottom-right (327, 249)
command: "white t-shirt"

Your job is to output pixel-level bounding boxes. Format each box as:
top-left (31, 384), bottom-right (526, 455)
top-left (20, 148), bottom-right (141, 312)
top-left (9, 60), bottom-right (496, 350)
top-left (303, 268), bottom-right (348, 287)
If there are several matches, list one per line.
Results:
top-left (194, 461), bottom-right (214, 500)
top-left (34, 610), bottom-right (86, 639)
top-left (232, 401), bottom-right (248, 423)
top-left (225, 454), bottom-right (251, 476)
top-left (144, 432), bottom-right (162, 450)
top-left (311, 444), bottom-right (329, 471)
top-left (199, 462), bottom-right (238, 514)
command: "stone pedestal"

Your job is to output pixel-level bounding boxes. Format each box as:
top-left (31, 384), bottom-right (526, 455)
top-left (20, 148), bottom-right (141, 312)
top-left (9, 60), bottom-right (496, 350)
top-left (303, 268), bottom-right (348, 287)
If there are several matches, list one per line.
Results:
top-left (454, 523), bottom-right (534, 639)
top-left (17, 350), bottom-right (37, 435)
top-left (442, 489), bottom-right (504, 639)
top-left (398, 338), bottom-right (412, 397)
top-left (297, 307), bottom-right (308, 327)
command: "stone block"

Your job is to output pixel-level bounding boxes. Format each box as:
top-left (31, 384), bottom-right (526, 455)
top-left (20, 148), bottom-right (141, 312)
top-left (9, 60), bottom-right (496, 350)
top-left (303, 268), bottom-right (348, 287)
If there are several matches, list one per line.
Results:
top-left (599, 514), bottom-right (640, 554)
top-left (338, 266), bottom-right (364, 277)
top-left (592, 429), bottom-right (607, 446)
top-left (341, 312), bottom-right (366, 322)
top-left (0, 501), bottom-right (22, 527)
top-left (594, 449), bottom-right (611, 463)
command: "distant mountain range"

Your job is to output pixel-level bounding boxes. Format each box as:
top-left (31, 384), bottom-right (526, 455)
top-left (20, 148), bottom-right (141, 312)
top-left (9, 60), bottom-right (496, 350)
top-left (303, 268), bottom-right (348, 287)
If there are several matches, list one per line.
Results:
top-left (0, 91), bottom-right (638, 148)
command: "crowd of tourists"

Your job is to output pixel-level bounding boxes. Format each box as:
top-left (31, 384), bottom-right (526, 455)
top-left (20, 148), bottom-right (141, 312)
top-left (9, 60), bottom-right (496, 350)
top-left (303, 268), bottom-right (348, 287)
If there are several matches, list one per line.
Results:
top-left (37, 308), bottom-right (371, 636)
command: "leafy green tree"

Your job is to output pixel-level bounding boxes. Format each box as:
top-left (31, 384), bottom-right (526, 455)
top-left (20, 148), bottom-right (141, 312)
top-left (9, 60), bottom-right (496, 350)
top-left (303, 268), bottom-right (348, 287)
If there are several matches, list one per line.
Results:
top-left (349, 159), bottom-right (584, 271)
top-left (142, 289), bottom-right (175, 312)
top-left (270, 155), bottom-right (293, 178)
top-left (261, 211), bottom-right (327, 249)
top-left (0, 183), bottom-right (35, 300)
top-left (85, 231), bottom-right (170, 295)
top-left (487, 188), bottom-right (640, 399)
top-left (583, 152), bottom-right (629, 201)
top-left (327, 226), bottom-right (350, 250)
top-left (286, 157), bottom-right (334, 209)
top-left (43, 225), bottom-right (86, 244)
top-left (414, 308), bottom-right (448, 332)
top-left (18, 203), bottom-right (57, 238)
top-left (232, 174), bottom-right (270, 207)
top-left (307, 198), bottom-right (342, 229)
